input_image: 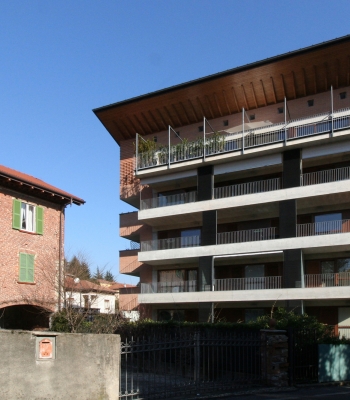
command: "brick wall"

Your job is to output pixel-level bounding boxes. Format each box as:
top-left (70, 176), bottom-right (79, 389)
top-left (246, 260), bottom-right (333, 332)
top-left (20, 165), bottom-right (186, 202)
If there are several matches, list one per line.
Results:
top-left (0, 187), bottom-right (63, 312)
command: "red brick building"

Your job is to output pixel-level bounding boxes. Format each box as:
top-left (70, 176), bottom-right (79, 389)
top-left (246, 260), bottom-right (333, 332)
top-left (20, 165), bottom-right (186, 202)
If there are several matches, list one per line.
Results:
top-left (0, 165), bottom-right (84, 329)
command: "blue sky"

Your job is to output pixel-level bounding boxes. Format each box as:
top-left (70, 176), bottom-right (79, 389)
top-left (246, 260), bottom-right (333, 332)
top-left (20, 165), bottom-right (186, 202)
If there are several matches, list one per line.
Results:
top-left (1, 1), bottom-right (349, 284)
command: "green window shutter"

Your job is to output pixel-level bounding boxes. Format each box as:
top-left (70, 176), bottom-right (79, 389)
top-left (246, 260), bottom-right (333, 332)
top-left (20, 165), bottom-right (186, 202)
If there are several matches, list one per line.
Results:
top-left (13, 199), bottom-right (21, 229)
top-left (36, 206), bottom-right (44, 235)
top-left (19, 253), bottom-right (35, 283)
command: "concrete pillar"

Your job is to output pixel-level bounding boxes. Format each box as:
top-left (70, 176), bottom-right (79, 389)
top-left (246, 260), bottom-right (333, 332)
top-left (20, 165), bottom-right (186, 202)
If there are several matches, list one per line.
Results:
top-left (282, 148), bottom-right (301, 188)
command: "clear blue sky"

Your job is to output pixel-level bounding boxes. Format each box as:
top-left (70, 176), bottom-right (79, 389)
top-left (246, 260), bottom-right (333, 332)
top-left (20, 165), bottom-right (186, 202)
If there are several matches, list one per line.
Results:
top-left (1, 1), bottom-right (349, 284)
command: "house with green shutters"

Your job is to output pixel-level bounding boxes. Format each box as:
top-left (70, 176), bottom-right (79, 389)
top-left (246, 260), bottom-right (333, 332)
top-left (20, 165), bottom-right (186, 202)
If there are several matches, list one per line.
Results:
top-left (0, 164), bottom-right (84, 330)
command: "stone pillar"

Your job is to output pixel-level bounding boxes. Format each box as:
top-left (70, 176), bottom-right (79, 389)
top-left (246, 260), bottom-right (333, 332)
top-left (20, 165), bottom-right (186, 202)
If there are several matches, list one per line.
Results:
top-left (261, 329), bottom-right (289, 387)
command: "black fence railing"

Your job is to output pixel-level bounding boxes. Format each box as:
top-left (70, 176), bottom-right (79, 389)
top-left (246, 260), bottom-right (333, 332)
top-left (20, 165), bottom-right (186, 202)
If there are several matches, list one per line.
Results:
top-left (120, 330), bottom-right (262, 399)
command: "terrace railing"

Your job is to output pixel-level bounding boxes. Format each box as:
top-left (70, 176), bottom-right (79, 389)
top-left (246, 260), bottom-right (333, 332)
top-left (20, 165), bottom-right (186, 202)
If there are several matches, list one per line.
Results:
top-left (301, 166), bottom-right (350, 186)
top-left (214, 178), bottom-right (280, 199)
top-left (141, 235), bottom-right (200, 252)
top-left (304, 272), bottom-right (350, 288)
top-left (141, 280), bottom-right (197, 294)
top-left (136, 108), bottom-right (350, 170)
top-left (296, 219), bottom-right (350, 237)
top-left (215, 276), bottom-right (281, 291)
top-left (217, 227), bottom-right (276, 245)
top-left (140, 191), bottom-right (197, 210)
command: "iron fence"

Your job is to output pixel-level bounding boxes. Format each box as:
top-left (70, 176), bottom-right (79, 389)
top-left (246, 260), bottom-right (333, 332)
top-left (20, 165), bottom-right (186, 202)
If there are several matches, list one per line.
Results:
top-left (214, 178), bottom-right (280, 199)
top-left (120, 330), bottom-right (262, 399)
top-left (301, 166), bottom-right (350, 186)
top-left (304, 272), bottom-right (350, 287)
top-left (296, 219), bottom-right (350, 237)
top-left (215, 276), bottom-right (281, 291)
top-left (141, 235), bottom-right (200, 252)
top-left (217, 227), bottom-right (276, 245)
top-left (140, 191), bottom-right (197, 210)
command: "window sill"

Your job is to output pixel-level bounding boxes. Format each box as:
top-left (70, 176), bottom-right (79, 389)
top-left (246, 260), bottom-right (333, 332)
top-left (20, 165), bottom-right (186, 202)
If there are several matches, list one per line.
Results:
top-left (17, 281), bottom-right (36, 285)
top-left (18, 229), bottom-right (39, 235)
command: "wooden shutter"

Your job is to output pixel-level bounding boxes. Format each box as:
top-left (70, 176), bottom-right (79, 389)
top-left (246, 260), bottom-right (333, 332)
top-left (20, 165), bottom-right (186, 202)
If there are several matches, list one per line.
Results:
top-left (13, 199), bottom-right (21, 229)
top-left (36, 206), bottom-right (44, 235)
top-left (19, 253), bottom-right (35, 282)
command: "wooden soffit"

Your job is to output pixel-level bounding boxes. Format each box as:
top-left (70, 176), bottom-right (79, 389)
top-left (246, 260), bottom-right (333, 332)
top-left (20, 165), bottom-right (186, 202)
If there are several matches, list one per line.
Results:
top-left (94, 36), bottom-right (350, 145)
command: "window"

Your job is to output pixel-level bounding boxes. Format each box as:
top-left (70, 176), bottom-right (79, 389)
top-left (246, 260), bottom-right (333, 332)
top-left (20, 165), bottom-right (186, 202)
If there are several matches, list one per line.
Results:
top-left (223, 120), bottom-right (229, 126)
top-left (307, 99), bottom-right (314, 107)
top-left (249, 114), bottom-right (255, 121)
top-left (198, 126), bottom-right (203, 132)
top-left (19, 253), bottom-right (34, 283)
top-left (13, 199), bottom-right (43, 234)
top-left (104, 299), bottom-right (110, 310)
top-left (340, 92), bottom-right (347, 100)
top-left (315, 213), bottom-right (342, 234)
top-left (277, 107), bottom-right (284, 114)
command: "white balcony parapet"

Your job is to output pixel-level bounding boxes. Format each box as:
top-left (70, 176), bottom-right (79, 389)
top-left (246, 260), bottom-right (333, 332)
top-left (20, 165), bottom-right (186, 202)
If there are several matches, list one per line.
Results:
top-left (297, 219), bottom-right (350, 237)
top-left (136, 108), bottom-right (350, 170)
top-left (214, 178), bottom-right (280, 199)
top-left (141, 235), bottom-right (200, 252)
top-left (215, 276), bottom-right (281, 291)
top-left (304, 272), bottom-right (350, 287)
top-left (301, 166), bottom-right (350, 186)
top-left (217, 227), bottom-right (276, 245)
top-left (140, 191), bottom-right (197, 211)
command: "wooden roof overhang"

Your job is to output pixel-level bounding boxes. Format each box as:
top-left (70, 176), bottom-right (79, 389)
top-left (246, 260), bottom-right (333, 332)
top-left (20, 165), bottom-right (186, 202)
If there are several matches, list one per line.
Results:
top-left (93, 35), bottom-right (350, 145)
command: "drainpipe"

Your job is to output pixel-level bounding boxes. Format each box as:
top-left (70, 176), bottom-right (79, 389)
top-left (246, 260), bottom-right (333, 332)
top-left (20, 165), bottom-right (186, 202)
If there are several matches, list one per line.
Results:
top-left (58, 205), bottom-right (65, 312)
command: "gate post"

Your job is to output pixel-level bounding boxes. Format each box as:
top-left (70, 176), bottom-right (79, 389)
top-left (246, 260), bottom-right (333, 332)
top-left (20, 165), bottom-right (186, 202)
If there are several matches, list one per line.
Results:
top-left (287, 327), bottom-right (295, 386)
top-left (260, 329), bottom-right (289, 387)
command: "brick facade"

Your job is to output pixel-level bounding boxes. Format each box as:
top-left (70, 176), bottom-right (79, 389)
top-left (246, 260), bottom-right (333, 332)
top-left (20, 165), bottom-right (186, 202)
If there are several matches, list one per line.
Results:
top-left (0, 187), bottom-right (63, 311)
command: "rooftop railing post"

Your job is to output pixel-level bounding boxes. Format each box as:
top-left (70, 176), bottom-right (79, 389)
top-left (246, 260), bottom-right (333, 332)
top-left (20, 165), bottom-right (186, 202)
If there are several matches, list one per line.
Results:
top-left (135, 133), bottom-right (139, 173)
top-left (331, 85), bottom-right (334, 137)
top-left (203, 116), bottom-right (206, 161)
top-left (284, 97), bottom-right (287, 145)
top-left (168, 125), bottom-right (171, 168)
top-left (242, 108), bottom-right (245, 154)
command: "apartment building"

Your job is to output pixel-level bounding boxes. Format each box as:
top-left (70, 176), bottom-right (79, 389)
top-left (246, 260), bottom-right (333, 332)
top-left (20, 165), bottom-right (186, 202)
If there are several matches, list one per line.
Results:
top-left (94, 35), bottom-right (350, 334)
top-left (0, 165), bottom-right (84, 329)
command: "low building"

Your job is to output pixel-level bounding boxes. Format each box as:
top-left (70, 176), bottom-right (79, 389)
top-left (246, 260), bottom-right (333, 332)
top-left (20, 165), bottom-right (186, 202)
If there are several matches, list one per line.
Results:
top-left (0, 165), bottom-right (84, 329)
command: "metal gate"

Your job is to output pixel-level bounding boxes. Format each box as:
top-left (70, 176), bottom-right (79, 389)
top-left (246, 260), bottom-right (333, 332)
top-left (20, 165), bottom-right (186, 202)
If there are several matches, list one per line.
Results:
top-left (120, 330), bottom-right (262, 399)
top-left (288, 328), bottom-right (319, 384)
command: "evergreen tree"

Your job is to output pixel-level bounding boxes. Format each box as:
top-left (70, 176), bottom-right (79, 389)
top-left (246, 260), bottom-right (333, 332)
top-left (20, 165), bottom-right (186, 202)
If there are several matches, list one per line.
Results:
top-left (66, 255), bottom-right (91, 280)
top-left (93, 267), bottom-right (104, 280)
top-left (104, 270), bottom-right (115, 282)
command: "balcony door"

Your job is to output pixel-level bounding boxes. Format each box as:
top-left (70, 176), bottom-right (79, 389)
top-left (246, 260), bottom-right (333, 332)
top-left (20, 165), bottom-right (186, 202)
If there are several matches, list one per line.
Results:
top-left (245, 265), bottom-right (265, 290)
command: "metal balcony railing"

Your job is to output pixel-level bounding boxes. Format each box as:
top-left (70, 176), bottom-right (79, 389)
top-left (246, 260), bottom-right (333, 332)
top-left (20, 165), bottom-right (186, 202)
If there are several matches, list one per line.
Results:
top-left (141, 280), bottom-right (197, 294)
top-left (301, 166), bottom-right (350, 186)
top-left (214, 178), bottom-right (280, 199)
top-left (304, 272), bottom-right (350, 287)
top-left (136, 108), bottom-right (350, 170)
top-left (217, 227), bottom-right (276, 244)
top-left (214, 276), bottom-right (281, 291)
top-left (141, 235), bottom-right (200, 252)
top-left (140, 191), bottom-right (197, 210)
top-left (296, 219), bottom-right (350, 237)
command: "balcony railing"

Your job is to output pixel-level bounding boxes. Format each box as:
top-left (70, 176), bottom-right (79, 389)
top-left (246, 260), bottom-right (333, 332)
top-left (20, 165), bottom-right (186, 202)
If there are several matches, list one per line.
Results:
top-left (301, 166), bottom-right (350, 186)
top-left (215, 276), bottom-right (281, 291)
top-left (297, 219), bottom-right (350, 237)
top-left (140, 191), bottom-right (197, 211)
top-left (141, 280), bottom-right (197, 294)
top-left (141, 235), bottom-right (200, 252)
top-left (304, 272), bottom-right (350, 287)
top-left (136, 108), bottom-right (350, 170)
top-left (217, 227), bottom-right (276, 244)
top-left (214, 178), bottom-right (280, 199)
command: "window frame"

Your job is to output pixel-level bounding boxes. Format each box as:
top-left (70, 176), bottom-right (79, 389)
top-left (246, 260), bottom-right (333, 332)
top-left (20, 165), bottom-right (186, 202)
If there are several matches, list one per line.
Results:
top-left (13, 199), bottom-right (44, 235)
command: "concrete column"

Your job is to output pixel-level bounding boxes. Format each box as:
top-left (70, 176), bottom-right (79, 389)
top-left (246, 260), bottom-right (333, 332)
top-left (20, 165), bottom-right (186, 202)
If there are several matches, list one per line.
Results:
top-left (198, 256), bottom-right (212, 291)
top-left (282, 148), bottom-right (301, 189)
top-left (279, 199), bottom-right (297, 238)
top-left (283, 249), bottom-right (303, 314)
top-left (197, 165), bottom-right (213, 201)
top-left (202, 210), bottom-right (217, 246)
top-left (198, 302), bottom-right (213, 323)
